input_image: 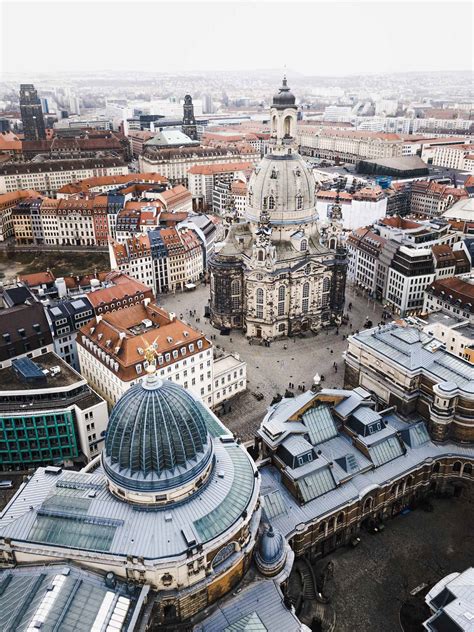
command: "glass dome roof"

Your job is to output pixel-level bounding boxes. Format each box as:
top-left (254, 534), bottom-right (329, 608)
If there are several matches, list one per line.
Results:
top-left (102, 376), bottom-right (214, 494)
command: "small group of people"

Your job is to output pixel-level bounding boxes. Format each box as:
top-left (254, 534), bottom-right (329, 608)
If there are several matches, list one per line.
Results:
top-left (288, 382), bottom-right (306, 392)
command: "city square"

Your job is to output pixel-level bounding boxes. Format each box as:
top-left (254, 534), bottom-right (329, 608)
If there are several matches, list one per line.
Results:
top-left (158, 281), bottom-right (384, 440)
top-left (0, 4), bottom-right (472, 630)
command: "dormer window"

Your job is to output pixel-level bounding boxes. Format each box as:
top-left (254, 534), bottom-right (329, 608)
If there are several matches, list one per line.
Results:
top-left (270, 168), bottom-right (278, 179)
top-left (296, 194), bottom-right (303, 210)
top-left (268, 196), bottom-right (275, 210)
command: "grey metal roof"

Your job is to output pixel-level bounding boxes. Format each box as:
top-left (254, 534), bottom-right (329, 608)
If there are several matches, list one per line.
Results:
top-left (260, 427), bottom-right (474, 541)
top-left (0, 564), bottom-right (142, 632)
top-left (262, 490), bottom-right (287, 520)
top-left (351, 324), bottom-right (474, 387)
top-left (280, 435), bottom-right (313, 457)
top-left (302, 405), bottom-right (338, 444)
top-left (367, 436), bottom-right (405, 467)
top-left (193, 577), bottom-right (302, 632)
top-left (0, 439), bottom-right (259, 561)
top-left (351, 406), bottom-right (382, 425)
top-left (425, 567), bottom-right (474, 632)
top-left (225, 611), bottom-right (267, 631)
top-left (296, 466), bottom-right (337, 503)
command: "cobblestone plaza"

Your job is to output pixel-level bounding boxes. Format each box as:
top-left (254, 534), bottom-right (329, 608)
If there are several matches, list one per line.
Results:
top-left (158, 282), bottom-right (384, 440)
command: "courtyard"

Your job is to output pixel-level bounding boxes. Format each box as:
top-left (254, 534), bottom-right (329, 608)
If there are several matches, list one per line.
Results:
top-left (309, 495), bottom-right (474, 631)
top-left (158, 282), bottom-right (384, 441)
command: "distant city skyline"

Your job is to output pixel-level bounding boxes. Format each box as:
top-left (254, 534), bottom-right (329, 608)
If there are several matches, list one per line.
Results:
top-left (1, 1), bottom-right (472, 77)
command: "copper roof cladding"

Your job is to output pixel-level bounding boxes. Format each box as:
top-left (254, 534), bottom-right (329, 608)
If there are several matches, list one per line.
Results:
top-left (103, 379), bottom-right (213, 493)
top-left (78, 303), bottom-right (211, 381)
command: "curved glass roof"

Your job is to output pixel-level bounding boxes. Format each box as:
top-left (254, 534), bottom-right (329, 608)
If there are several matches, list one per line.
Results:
top-left (103, 378), bottom-right (214, 493)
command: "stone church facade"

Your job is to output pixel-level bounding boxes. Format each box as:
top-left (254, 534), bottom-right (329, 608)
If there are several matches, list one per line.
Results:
top-left (209, 78), bottom-right (347, 339)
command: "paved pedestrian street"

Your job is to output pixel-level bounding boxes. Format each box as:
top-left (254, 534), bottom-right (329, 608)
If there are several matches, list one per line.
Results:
top-left (158, 283), bottom-right (384, 441)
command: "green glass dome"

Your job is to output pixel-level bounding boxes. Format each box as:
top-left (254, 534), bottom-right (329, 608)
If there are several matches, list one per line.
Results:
top-left (102, 376), bottom-right (214, 494)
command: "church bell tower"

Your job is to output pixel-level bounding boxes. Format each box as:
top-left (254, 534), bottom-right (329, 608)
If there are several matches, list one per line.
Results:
top-left (270, 76), bottom-right (298, 145)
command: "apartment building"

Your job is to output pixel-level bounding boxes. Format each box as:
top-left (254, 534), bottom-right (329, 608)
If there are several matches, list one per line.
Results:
top-left (44, 273), bottom-right (154, 371)
top-left (410, 180), bottom-right (468, 217)
top-left (187, 161), bottom-right (253, 210)
top-left (346, 228), bottom-right (387, 297)
top-left (110, 225), bottom-right (204, 294)
top-left (0, 353), bottom-right (108, 469)
top-left (139, 146), bottom-right (260, 185)
top-left (57, 172), bottom-right (168, 199)
top-left (298, 128), bottom-right (404, 164)
top-left (347, 216), bottom-right (471, 315)
top-left (423, 276), bottom-right (474, 324)
top-left (0, 290), bottom-right (53, 370)
top-left (77, 303), bottom-right (246, 409)
top-left (0, 189), bottom-right (41, 241)
top-left (0, 158), bottom-right (128, 195)
top-left (431, 143), bottom-right (474, 170)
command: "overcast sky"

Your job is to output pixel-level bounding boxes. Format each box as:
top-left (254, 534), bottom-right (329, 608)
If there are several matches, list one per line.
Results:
top-left (1, 0), bottom-right (472, 76)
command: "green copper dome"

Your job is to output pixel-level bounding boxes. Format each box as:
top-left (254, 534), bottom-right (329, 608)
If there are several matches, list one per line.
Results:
top-left (102, 376), bottom-right (214, 494)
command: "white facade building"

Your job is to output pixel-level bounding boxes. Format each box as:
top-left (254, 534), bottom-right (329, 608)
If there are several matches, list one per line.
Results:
top-left (0, 160), bottom-right (128, 194)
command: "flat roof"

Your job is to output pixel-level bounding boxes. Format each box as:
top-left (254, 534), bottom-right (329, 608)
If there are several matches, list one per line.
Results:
top-left (0, 352), bottom-right (84, 391)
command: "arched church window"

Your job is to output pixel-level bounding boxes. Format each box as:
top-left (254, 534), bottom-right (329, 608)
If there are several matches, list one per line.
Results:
top-left (296, 195), bottom-right (303, 210)
top-left (256, 288), bottom-right (264, 319)
top-left (300, 238), bottom-right (308, 252)
top-left (231, 280), bottom-right (241, 310)
top-left (268, 196), bottom-right (275, 210)
top-left (323, 277), bottom-right (330, 292)
top-left (284, 115), bottom-right (292, 137)
top-left (257, 250), bottom-right (264, 262)
top-left (302, 282), bottom-right (310, 313)
top-left (278, 285), bottom-right (285, 316)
